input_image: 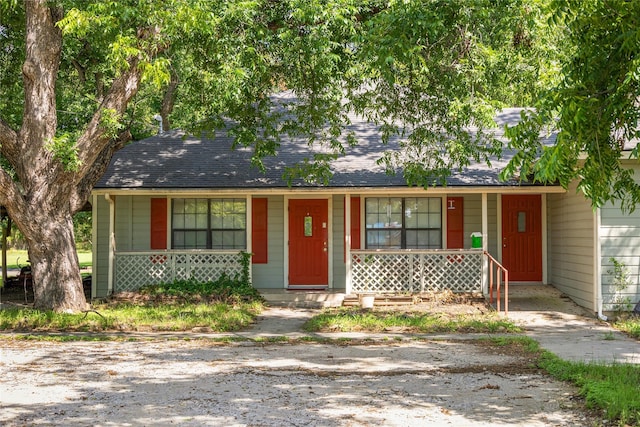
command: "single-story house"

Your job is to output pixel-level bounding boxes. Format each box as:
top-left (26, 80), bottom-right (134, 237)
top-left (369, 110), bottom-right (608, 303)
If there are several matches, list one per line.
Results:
top-left (91, 108), bottom-right (640, 315)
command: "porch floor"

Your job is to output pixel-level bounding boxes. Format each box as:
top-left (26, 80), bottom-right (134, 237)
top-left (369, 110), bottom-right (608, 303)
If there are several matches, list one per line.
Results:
top-left (260, 284), bottom-right (594, 316)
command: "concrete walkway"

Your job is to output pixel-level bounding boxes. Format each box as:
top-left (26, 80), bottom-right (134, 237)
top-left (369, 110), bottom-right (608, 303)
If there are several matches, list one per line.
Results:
top-left (239, 285), bottom-right (640, 365)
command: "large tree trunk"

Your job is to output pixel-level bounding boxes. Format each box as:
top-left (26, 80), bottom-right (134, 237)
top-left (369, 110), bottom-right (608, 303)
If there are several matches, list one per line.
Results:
top-left (0, 1), bottom-right (149, 312)
top-left (26, 211), bottom-right (86, 312)
top-left (1, 216), bottom-right (10, 286)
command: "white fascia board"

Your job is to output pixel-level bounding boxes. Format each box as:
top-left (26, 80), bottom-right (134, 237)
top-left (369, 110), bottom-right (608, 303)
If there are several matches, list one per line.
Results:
top-left (91, 185), bottom-right (567, 197)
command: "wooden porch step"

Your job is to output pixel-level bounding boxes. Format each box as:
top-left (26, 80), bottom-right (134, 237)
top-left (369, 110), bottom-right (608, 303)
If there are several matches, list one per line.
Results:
top-left (260, 290), bottom-right (345, 308)
top-left (342, 294), bottom-right (415, 307)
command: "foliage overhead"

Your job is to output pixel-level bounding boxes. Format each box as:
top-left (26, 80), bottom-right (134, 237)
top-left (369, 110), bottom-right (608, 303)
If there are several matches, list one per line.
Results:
top-left (0, 0), bottom-right (557, 311)
top-left (1, 0), bottom-right (554, 189)
top-left (502, 0), bottom-right (640, 212)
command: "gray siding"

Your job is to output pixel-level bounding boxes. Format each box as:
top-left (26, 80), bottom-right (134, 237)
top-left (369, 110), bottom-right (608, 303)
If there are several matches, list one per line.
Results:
top-left (114, 195), bottom-right (152, 251)
top-left (547, 184), bottom-right (595, 311)
top-left (452, 194), bottom-right (498, 256)
top-left (600, 164), bottom-right (640, 311)
top-left (93, 195), bottom-right (154, 297)
top-left (251, 196), bottom-right (285, 289)
top-left (332, 195), bottom-right (347, 290)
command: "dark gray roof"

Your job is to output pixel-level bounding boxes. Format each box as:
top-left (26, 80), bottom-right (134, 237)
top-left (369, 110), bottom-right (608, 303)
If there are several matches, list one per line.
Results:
top-left (95, 108), bottom-right (554, 190)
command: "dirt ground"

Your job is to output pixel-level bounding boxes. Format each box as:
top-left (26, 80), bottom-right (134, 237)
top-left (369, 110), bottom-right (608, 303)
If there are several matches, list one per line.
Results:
top-left (0, 288), bottom-right (606, 427)
top-left (0, 279), bottom-right (91, 306)
top-left (0, 337), bottom-right (600, 427)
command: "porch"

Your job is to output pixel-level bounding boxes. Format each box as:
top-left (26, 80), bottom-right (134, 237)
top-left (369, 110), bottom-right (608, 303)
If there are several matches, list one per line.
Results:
top-left (111, 248), bottom-right (508, 312)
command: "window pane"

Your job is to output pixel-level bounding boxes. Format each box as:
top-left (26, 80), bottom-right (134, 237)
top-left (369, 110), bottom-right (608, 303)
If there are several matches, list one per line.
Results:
top-left (405, 208), bottom-right (417, 228)
top-left (184, 213), bottom-right (196, 228)
top-left (223, 231), bottom-right (235, 247)
top-left (389, 213), bottom-right (402, 227)
top-left (366, 198), bottom-right (381, 214)
top-left (234, 200), bottom-right (246, 213)
top-left (366, 199), bottom-right (383, 228)
top-left (518, 212), bottom-right (526, 232)
top-left (177, 230), bottom-right (207, 249)
top-left (212, 232), bottom-right (223, 248)
top-left (406, 230), bottom-right (428, 249)
top-left (405, 230), bottom-right (420, 248)
top-left (172, 198), bottom-right (247, 249)
top-left (211, 212), bottom-right (223, 229)
top-left (173, 214), bottom-right (184, 229)
top-left (367, 230), bottom-right (381, 248)
top-left (233, 213), bottom-right (246, 229)
top-left (429, 198), bottom-right (441, 212)
top-left (365, 196), bottom-right (442, 249)
top-left (211, 199), bottom-right (246, 230)
top-left (235, 230), bottom-right (247, 248)
top-left (368, 229), bottom-right (401, 248)
top-left (406, 230), bottom-right (442, 249)
top-left (173, 231), bottom-right (185, 248)
top-left (429, 212), bottom-right (441, 228)
top-left (366, 213), bottom-right (382, 229)
top-left (429, 230), bottom-right (441, 247)
top-left (196, 213), bottom-right (208, 228)
top-left (389, 198), bottom-right (402, 213)
top-left (212, 230), bottom-right (246, 249)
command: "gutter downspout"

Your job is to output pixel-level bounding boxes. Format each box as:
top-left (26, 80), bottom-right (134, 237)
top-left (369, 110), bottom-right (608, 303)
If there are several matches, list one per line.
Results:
top-left (595, 207), bottom-right (607, 321)
top-left (105, 194), bottom-right (115, 296)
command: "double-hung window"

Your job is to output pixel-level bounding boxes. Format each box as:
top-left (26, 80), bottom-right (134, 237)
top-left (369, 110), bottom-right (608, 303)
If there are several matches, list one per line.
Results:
top-left (172, 198), bottom-right (246, 249)
top-left (365, 197), bottom-right (441, 249)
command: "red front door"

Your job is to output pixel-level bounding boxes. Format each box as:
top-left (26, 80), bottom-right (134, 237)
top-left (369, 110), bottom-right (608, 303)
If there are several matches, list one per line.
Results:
top-left (502, 195), bottom-right (542, 281)
top-left (289, 199), bottom-right (329, 287)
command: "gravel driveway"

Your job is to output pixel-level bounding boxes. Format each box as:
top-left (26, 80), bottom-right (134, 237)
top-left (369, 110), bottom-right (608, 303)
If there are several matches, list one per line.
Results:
top-left (1, 338), bottom-right (596, 426)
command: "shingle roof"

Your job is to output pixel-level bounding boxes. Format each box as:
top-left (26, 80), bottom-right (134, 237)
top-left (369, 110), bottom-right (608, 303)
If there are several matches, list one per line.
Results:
top-left (95, 108), bottom-right (554, 190)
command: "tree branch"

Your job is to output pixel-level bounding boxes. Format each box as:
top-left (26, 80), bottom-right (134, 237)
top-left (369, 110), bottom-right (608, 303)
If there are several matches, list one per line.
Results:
top-left (73, 57), bottom-right (142, 183)
top-left (74, 26), bottom-right (163, 184)
top-left (17, 1), bottom-right (63, 195)
top-left (0, 118), bottom-right (18, 160)
top-left (70, 129), bottom-right (131, 213)
top-left (0, 168), bottom-right (26, 221)
top-left (160, 70), bottom-right (179, 131)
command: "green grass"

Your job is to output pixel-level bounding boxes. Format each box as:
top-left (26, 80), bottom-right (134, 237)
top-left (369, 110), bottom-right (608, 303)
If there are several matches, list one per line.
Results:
top-left (1, 249), bottom-right (92, 269)
top-left (303, 308), bottom-right (521, 333)
top-left (0, 276), bottom-right (263, 333)
top-left (0, 300), bottom-right (262, 332)
top-left (614, 316), bottom-right (640, 339)
top-left (538, 351), bottom-right (640, 425)
top-left (487, 336), bottom-right (640, 426)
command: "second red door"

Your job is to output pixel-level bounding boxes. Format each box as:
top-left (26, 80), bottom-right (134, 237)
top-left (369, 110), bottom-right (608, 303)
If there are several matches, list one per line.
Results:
top-left (502, 195), bottom-right (542, 281)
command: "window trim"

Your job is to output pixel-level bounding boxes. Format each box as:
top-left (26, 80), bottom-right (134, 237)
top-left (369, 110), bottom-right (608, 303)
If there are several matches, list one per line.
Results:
top-left (364, 197), bottom-right (442, 249)
top-left (171, 198), bottom-right (247, 250)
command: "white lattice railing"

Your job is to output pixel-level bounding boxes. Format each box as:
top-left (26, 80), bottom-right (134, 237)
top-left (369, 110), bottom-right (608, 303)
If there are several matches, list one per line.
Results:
top-left (350, 249), bottom-right (483, 293)
top-left (114, 250), bottom-right (245, 292)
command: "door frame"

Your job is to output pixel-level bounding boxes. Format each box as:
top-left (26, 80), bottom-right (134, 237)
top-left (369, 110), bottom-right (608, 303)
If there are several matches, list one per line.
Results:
top-left (497, 193), bottom-right (547, 283)
top-left (284, 195), bottom-right (333, 289)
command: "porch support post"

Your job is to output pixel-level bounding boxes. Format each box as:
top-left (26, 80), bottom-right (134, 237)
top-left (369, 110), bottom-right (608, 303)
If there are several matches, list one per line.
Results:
top-left (91, 195), bottom-right (97, 299)
top-left (345, 194), bottom-right (352, 295)
top-left (482, 193), bottom-right (488, 293)
top-left (246, 195), bottom-right (253, 284)
top-left (105, 193), bottom-right (115, 295)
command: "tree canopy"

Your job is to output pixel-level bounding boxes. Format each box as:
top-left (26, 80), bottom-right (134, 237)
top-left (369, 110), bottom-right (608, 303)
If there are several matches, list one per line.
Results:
top-left (0, 0), bottom-right (584, 311)
top-left (502, 0), bottom-right (640, 212)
